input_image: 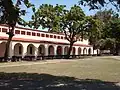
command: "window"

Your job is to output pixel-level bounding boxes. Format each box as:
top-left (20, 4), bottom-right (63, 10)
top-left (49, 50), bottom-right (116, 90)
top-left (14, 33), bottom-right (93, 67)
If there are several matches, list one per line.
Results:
top-left (21, 31), bottom-right (25, 35)
top-left (50, 35), bottom-right (53, 38)
top-left (58, 36), bottom-right (60, 39)
top-left (61, 36), bottom-right (63, 39)
top-left (54, 35), bottom-right (56, 38)
top-left (19, 46), bottom-right (22, 54)
top-left (15, 30), bottom-right (20, 34)
top-left (46, 34), bottom-right (49, 38)
top-left (37, 33), bottom-right (40, 36)
top-left (32, 32), bottom-right (36, 36)
top-left (41, 34), bottom-right (45, 37)
top-left (27, 32), bottom-right (31, 35)
top-left (2, 28), bottom-right (7, 32)
top-left (30, 46), bottom-right (32, 54)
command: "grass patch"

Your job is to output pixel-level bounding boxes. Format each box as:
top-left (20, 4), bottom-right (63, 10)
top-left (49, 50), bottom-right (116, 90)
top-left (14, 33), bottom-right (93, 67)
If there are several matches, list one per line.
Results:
top-left (0, 56), bottom-right (120, 89)
top-left (0, 56), bottom-right (120, 82)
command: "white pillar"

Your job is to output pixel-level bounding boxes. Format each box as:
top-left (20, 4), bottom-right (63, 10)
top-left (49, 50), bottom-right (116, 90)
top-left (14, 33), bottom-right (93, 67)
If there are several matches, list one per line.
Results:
top-left (75, 46), bottom-right (78, 55)
top-left (34, 47), bottom-right (38, 59)
top-left (45, 44), bottom-right (48, 56)
top-left (81, 47), bottom-right (84, 55)
top-left (34, 44), bottom-right (39, 56)
top-left (91, 47), bottom-right (94, 55)
top-left (10, 42), bottom-right (14, 58)
top-left (54, 45), bottom-right (57, 55)
top-left (22, 44), bottom-right (28, 57)
top-left (70, 47), bottom-right (72, 55)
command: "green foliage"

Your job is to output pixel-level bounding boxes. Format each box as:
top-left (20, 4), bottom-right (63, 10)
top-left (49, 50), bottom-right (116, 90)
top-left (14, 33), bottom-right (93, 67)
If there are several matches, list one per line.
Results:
top-left (95, 38), bottom-right (116, 50)
top-left (92, 9), bottom-right (120, 53)
top-left (61, 5), bottom-right (99, 44)
top-left (61, 5), bottom-right (85, 42)
top-left (79, 0), bottom-right (120, 11)
top-left (94, 9), bottom-right (113, 24)
top-left (88, 17), bottom-right (103, 47)
top-left (79, 0), bottom-right (120, 52)
top-left (0, 0), bottom-right (32, 27)
top-left (109, 18), bottom-right (120, 41)
top-left (29, 4), bottom-right (99, 43)
top-left (28, 4), bottom-right (66, 32)
top-left (0, 0), bottom-right (32, 59)
top-left (60, 5), bottom-right (100, 56)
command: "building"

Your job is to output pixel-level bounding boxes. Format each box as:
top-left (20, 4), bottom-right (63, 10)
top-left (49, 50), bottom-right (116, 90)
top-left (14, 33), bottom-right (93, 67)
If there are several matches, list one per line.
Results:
top-left (0, 24), bottom-right (96, 59)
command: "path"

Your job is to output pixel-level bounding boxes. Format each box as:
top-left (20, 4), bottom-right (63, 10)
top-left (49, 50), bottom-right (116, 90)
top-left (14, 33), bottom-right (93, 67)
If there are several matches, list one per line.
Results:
top-left (0, 56), bottom-right (120, 68)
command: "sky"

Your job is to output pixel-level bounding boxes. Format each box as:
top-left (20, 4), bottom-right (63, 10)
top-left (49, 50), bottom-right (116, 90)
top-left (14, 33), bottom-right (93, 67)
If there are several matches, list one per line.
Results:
top-left (17, 0), bottom-right (117, 30)
top-left (21, 0), bottom-right (98, 21)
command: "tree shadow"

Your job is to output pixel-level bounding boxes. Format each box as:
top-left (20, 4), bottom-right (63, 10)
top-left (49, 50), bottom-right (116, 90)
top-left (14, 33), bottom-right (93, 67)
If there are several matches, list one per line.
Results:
top-left (0, 72), bottom-right (119, 90)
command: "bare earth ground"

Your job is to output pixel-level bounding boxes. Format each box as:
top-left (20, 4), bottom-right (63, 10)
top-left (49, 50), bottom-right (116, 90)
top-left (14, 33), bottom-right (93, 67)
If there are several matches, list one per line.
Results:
top-left (0, 56), bottom-right (120, 90)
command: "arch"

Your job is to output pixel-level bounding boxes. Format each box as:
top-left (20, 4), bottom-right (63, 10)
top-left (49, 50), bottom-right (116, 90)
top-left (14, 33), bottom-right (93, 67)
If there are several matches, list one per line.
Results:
top-left (72, 47), bottom-right (76, 55)
top-left (27, 44), bottom-right (35, 56)
top-left (14, 43), bottom-right (23, 56)
top-left (48, 45), bottom-right (54, 55)
top-left (64, 46), bottom-right (68, 55)
top-left (83, 48), bottom-right (87, 55)
top-left (0, 42), bottom-right (6, 57)
top-left (57, 46), bottom-right (62, 55)
top-left (88, 48), bottom-right (92, 55)
top-left (38, 45), bottom-right (45, 56)
top-left (78, 47), bottom-right (82, 55)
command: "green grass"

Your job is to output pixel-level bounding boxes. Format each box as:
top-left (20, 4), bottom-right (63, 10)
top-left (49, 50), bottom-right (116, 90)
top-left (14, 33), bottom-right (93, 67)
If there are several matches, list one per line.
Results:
top-left (0, 56), bottom-right (120, 82)
top-left (0, 57), bottom-right (120, 90)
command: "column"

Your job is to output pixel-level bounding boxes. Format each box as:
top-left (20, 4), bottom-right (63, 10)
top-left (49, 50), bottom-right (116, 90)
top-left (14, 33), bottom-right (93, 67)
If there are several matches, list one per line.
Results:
top-left (45, 44), bottom-right (48, 56)
top-left (22, 44), bottom-right (28, 58)
top-left (9, 41), bottom-right (14, 58)
top-left (91, 47), bottom-right (94, 55)
top-left (75, 46), bottom-right (79, 55)
top-left (70, 47), bottom-right (73, 55)
top-left (54, 45), bottom-right (57, 56)
top-left (87, 47), bottom-right (89, 55)
top-left (81, 47), bottom-right (84, 55)
top-left (34, 47), bottom-right (38, 60)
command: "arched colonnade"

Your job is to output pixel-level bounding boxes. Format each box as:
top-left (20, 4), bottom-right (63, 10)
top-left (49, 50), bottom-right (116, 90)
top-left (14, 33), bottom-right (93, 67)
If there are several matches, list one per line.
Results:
top-left (0, 42), bottom-right (93, 57)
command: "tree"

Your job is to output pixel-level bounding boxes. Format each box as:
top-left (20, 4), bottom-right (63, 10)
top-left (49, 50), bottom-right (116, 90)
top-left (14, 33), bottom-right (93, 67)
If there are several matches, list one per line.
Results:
top-left (28, 4), bottom-right (66, 32)
top-left (0, 0), bottom-right (32, 60)
top-left (27, 5), bottom-right (40, 29)
top-left (88, 18), bottom-right (103, 50)
top-left (79, 0), bottom-right (120, 10)
top-left (90, 9), bottom-right (113, 50)
top-left (29, 4), bottom-right (98, 58)
top-left (92, 9), bottom-right (120, 54)
top-left (60, 5), bottom-right (99, 57)
top-left (108, 18), bottom-right (120, 54)
top-left (95, 38), bottom-right (116, 53)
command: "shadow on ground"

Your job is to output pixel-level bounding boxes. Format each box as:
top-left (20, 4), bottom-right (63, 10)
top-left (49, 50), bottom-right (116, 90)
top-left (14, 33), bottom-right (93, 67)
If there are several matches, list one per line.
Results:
top-left (0, 72), bottom-right (119, 90)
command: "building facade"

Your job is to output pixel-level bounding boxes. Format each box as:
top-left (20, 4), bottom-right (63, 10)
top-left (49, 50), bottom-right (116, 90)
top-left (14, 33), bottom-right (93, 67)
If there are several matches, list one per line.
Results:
top-left (0, 25), bottom-right (96, 58)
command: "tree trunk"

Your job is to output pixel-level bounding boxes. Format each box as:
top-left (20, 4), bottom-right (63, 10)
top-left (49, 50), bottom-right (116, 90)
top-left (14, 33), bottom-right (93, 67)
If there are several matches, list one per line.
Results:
top-left (113, 43), bottom-right (119, 55)
top-left (66, 42), bottom-right (74, 59)
top-left (4, 29), bottom-right (14, 61)
top-left (4, 36), bottom-right (13, 61)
